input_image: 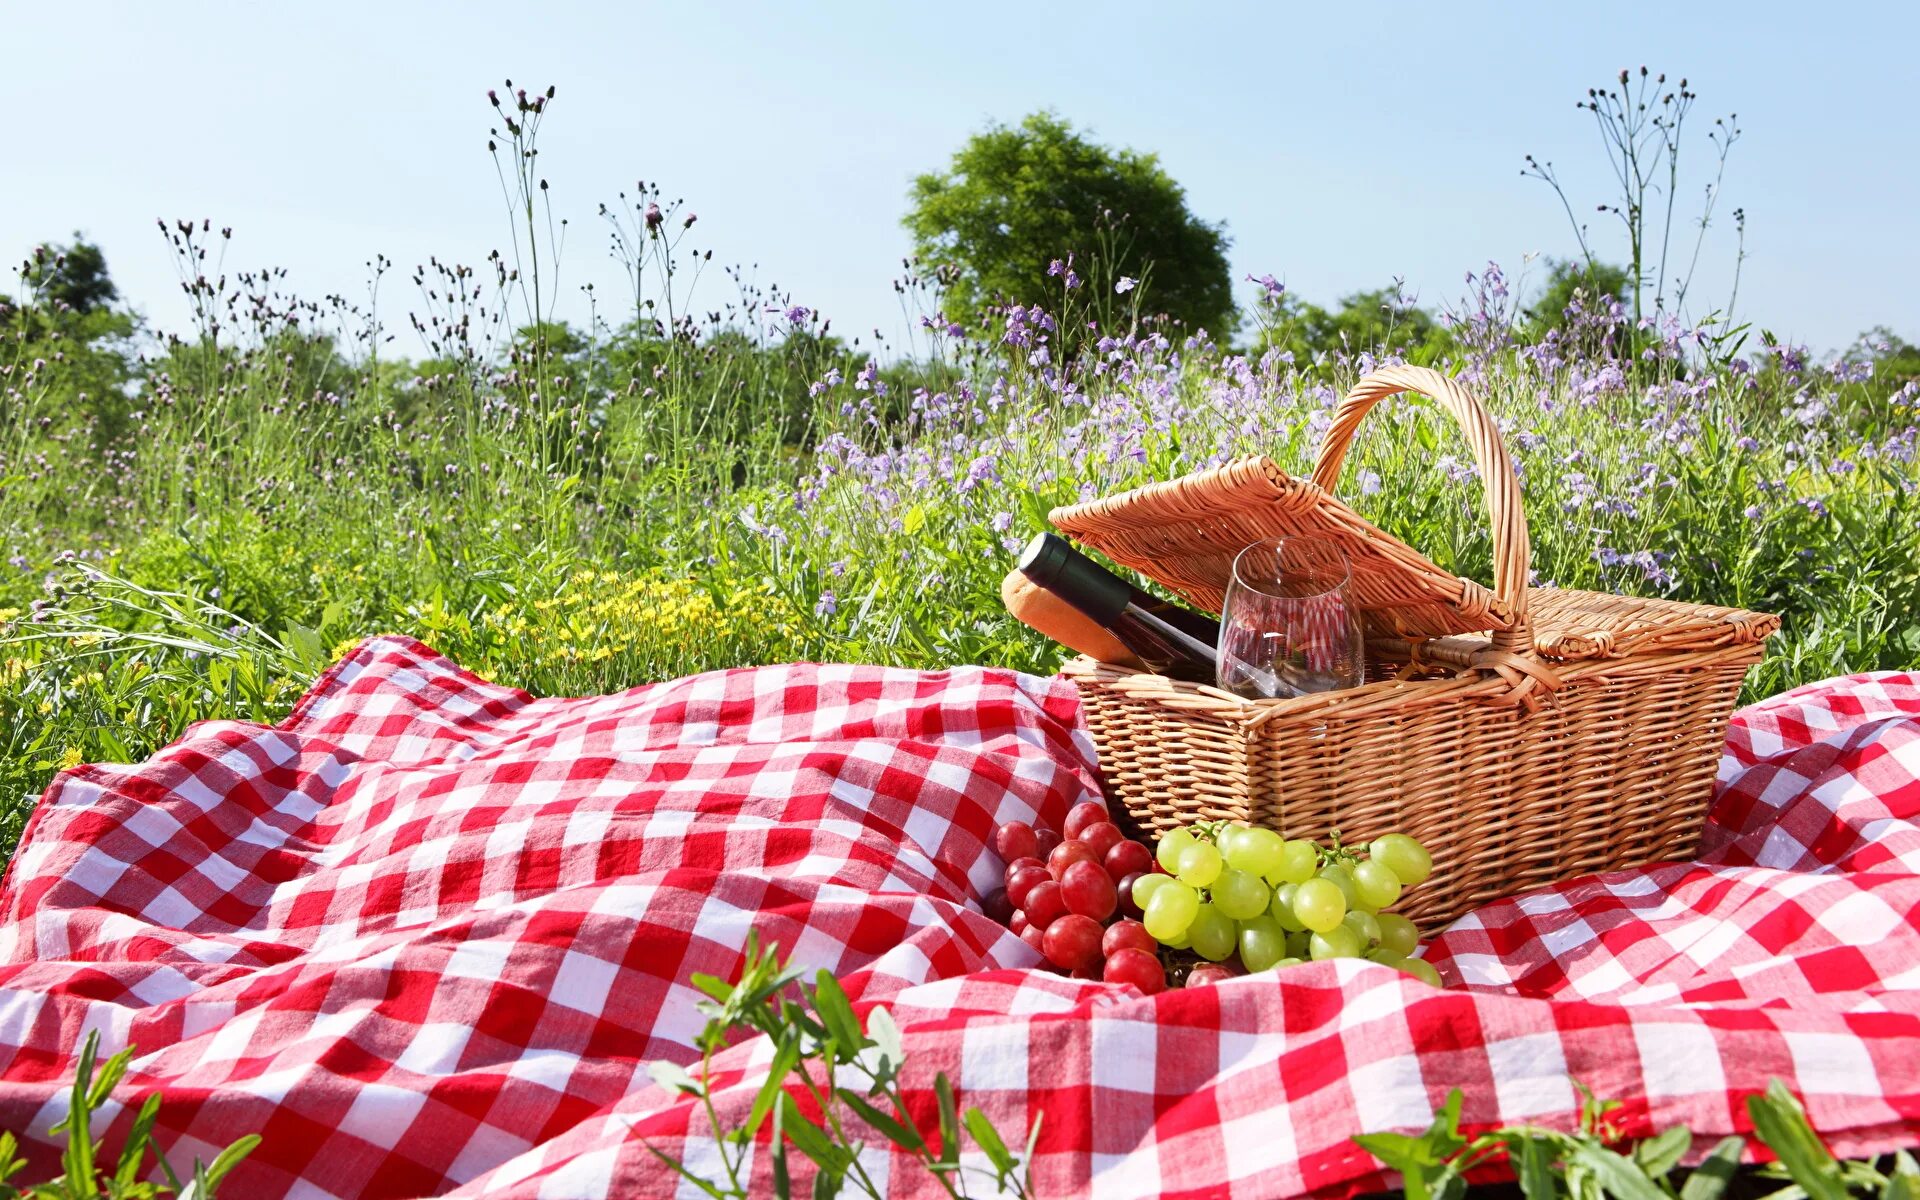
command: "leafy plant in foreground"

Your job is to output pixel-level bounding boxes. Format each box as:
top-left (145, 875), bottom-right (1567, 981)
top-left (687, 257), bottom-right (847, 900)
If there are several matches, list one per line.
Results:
top-left (1356, 1079), bottom-right (1920, 1200)
top-left (642, 933), bottom-right (1036, 1199)
top-left (0, 1031), bottom-right (258, 1198)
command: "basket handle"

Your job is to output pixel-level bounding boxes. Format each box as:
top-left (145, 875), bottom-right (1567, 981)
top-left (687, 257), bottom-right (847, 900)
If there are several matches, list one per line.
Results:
top-left (1310, 365), bottom-right (1534, 655)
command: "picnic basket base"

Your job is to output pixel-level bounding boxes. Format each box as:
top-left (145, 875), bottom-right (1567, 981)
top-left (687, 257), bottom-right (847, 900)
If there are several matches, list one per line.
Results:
top-left (1049, 366), bottom-right (1779, 930)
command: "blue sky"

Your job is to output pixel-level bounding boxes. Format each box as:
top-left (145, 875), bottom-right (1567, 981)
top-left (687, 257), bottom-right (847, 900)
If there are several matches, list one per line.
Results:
top-left (6, 2), bottom-right (1915, 356)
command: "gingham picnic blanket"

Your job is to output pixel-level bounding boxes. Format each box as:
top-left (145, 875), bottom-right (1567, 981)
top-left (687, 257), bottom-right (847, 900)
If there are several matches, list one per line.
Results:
top-left (0, 638), bottom-right (1916, 1199)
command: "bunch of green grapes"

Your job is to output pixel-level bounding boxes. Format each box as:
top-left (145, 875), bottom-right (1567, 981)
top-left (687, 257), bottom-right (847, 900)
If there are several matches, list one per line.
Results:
top-left (1130, 824), bottom-right (1444, 988)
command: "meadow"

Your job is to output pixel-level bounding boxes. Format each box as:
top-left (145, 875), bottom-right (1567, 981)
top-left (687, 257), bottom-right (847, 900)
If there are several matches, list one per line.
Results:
top-left (3, 116), bottom-right (1918, 867)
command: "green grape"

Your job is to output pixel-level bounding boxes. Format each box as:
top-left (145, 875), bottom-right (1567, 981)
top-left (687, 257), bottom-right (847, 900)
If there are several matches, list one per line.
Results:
top-left (1317, 864), bottom-right (1361, 911)
top-left (1274, 839), bottom-right (1318, 885)
top-left (1370, 833), bottom-right (1434, 886)
top-left (1308, 924), bottom-right (1363, 960)
top-left (1269, 883), bottom-right (1307, 932)
top-left (1215, 825), bottom-right (1252, 865)
top-left (1156, 828), bottom-right (1197, 874)
top-left (1189, 902), bottom-right (1236, 962)
top-left (1352, 860), bottom-right (1404, 910)
top-left (1342, 910), bottom-right (1381, 946)
top-left (1176, 842), bottom-right (1223, 888)
top-left (1212, 869), bottom-right (1270, 920)
top-left (1273, 956), bottom-right (1305, 970)
top-left (1366, 949), bottom-right (1408, 970)
top-left (1143, 880), bottom-right (1200, 942)
top-left (1230, 828), bottom-right (1285, 881)
top-left (1290, 877), bottom-right (1346, 932)
top-left (1399, 957), bottom-right (1443, 988)
top-left (1284, 930), bottom-right (1312, 959)
top-left (1376, 913), bottom-right (1419, 958)
top-left (1237, 914), bottom-right (1288, 972)
top-left (1161, 926), bottom-right (1192, 950)
top-left (1131, 873), bottom-right (1173, 911)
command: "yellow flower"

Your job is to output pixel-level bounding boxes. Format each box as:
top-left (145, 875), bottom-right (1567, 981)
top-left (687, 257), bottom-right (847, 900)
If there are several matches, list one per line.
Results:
top-left (57, 746), bottom-right (84, 770)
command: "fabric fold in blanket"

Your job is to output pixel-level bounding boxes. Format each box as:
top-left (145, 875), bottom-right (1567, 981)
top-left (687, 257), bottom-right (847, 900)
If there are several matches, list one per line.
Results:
top-left (0, 637), bottom-right (1915, 1198)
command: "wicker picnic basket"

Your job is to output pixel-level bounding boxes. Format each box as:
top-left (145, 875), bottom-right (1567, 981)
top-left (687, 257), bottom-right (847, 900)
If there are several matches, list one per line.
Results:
top-left (1050, 365), bottom-right (1779, 929)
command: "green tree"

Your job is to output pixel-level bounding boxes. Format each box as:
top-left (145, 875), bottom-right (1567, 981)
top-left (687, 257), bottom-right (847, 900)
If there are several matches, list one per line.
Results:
top-left (1525, 259), bottom-right (1631, 331)
top-left (1252, 287), bottom-right (1451, 364)
top-left (3, 236), bottom-right (137, 444)
top-left (21, 236), bottom-right (119, 314)
top-left (905, 112), bottom-right (1235, 336)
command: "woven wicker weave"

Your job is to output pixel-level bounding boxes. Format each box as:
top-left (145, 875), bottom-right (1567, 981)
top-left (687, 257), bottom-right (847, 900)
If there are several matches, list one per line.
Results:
top-left (1050, 365), bottom-right (1778, 929)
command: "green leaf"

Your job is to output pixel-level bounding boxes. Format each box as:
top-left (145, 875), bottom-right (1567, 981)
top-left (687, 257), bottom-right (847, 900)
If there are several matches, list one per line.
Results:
top-left (746, 1038), bottom-right (800, 1139)
top-left (834, 1088), bottom-right (925, 1152)
top-left (934, 1074), bottom-right (961, 1168)
top-left (647, 1060), bottom-right (705, 1097)
top-left (1886, 1150), bottom-right (1920, 1200)
top-left (194, 1134), bottom-right (262, 1194)
top-left (1746, 1082), bottom-right (1848, 1200)
top-left (866, 1007), bottom-right (904, 1079)
top-left (1564, 1141), bottom-right (1671, 1200)
top-left (901, 505), bottom-right (926, 536)
top-left (1511, 1133), bottom-right (1558, 1200)
top-left (1634, 1125), bottom-right (1692, 1179)
top-left (1680, 1136), bottom-right (1746, 1200)
top-left (810, 972), bottom-right (866, 1062)
top-left (963, 1106), bottom-right (1017, 1175)
top-left (770, 1087), bottom-right (792, 1200)
top-left (778, 1093), bottom-right (847, 1175)
top-left (112, 1094), bottom-right (164, 1188)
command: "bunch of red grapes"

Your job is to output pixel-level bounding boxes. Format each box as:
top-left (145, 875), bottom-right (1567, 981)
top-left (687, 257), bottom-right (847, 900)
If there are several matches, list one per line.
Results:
top-left (984, 801), bottom-right (1166, 994)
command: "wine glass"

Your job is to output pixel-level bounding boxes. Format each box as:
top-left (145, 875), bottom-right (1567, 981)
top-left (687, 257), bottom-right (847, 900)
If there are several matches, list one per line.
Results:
top-left (1217, 535), bottom-right (1366, 699)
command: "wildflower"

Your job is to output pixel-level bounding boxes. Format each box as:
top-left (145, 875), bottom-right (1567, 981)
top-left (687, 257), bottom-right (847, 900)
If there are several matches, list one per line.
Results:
top-left (991, 511), bottom-right (1013, 533)
top-left (1047, 259), bottom-right (1065, 277)
top-left (1358, 469), bottom-right (1382, 496)
top-left (645, 203), bottom-right (663, 232)
top-left (1744, 505), bottom-right (1764, 520)
top-left (1115, 277), bottom-right (1136, 294)
top-left (1801, 497), bottom-right (1829, 518)
top-left (814, 592), bottom-right (837, 618)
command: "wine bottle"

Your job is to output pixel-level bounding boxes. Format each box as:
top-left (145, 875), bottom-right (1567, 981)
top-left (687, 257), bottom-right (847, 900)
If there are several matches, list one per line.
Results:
top-left (1017, 533), bottom-right (1220, 681)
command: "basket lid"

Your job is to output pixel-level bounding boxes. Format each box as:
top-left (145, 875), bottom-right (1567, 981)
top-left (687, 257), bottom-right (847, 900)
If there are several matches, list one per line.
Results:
top-left (1048, 455), bottom-right (1517, 641)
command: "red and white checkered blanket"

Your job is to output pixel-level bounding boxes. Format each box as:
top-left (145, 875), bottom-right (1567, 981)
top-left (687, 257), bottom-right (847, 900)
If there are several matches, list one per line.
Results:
top-left (1, 638), bottom-right (1916, 1198)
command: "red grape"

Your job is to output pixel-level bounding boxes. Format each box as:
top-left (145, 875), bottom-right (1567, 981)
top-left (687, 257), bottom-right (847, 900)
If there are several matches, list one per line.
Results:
top-left (983, 887), bottom-right (1013, 925)
top-left (1103, 947), bottom-right (1165, 994)
top-left (1104, 839), bottom-right (1153, 882)
top-left (1017, 922), bottom-right (1049, 957)
top-left (1006, 866), bottom-right (1050, 910)
top-left (1023, 880), bottom-right (1067, 929)
top-left (1005, 855), bottom-right (1046, 878)
top-left (1010, 910), bottom-right (1029, 935)
top-left (1042, 913), bottom-right (1103, 972)
top-left (992, 821), bottom-right (1038, 863)
top-left (1048, 839), bottom-right (1100, 879)
top-left (1102, 919), bottom-right (1156, 959)
top-left (1115, 871), bottom-right (1147, 918)
top-left (1059, 860), bottom-right (1118, 922)
top-left (1070, 964), bottom-right (1101, 981)
top-left (1076, 821), bottom-right (1125, 858)
top-left (1186, 963), bottom-right (1242, 988)
top-left (1033, 828), bottom-right (1063, 860)
top-left (1063, 802), bottom-right (1110, 840)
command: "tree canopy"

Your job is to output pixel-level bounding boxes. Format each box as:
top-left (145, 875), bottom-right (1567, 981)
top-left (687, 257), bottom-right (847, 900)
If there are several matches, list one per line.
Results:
top-left (905, 112), bottom-right (1235, 335)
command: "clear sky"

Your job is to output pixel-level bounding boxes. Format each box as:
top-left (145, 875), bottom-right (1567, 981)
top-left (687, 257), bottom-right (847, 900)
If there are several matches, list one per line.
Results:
top-left (6, 1), bottom-right (1915, 357)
